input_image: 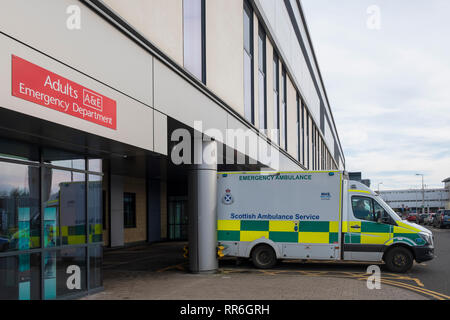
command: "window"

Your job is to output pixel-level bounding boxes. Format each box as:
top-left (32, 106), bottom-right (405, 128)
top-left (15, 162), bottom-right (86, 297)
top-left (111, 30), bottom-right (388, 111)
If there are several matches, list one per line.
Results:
top-left (258, 25), bottom-right (267, 132)
top-left (312, 125), bottom-right (316, 170)
top-left (123, 193), bottom-right (136, 229)
top-left (43, 169), bottom-right (86, 247)
top-left (0, 140), bottom-right (103, 299)
top-left (0, 162), bottom-right (40, 252)
top-left (280, 68), bottom-right (287, 150)
top-left (273, 52), bottom-right (280, 144)
top-left (88, 175), bottom-right (102, 243)
top-left (297, 93), bottom-right (301, 162)
top-left (0, 253), bottom-right (41, 300)
top-left (243, 1), bottom-right (254, 124)
top-left (301, 101), bottom-right (305, 165)
top-left (43, 248), bottom-right (86, 299)
top-left (168, 197), bottom-right (188, 241)
top-left (352, 196), bottom-right (390, 223)
top-left (352, 196), bottom-right (374, 221)
top-left (89, 245), bottom-right (102, 290)
top-left (315, 128), bottom-right (318, 169)
top-left (306, 111), bottom-right (310, 169)
top-left (183, 0), bottom-right (205, 83)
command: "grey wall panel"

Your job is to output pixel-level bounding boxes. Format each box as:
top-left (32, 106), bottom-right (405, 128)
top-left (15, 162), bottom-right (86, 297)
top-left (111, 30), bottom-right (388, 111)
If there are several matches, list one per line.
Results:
top-left (0, 33), bottom-right (155, 152)
top-left (154, 110), bottom-right (168, 156)
top-left (110, 174), bottom-right (124, 247)
top-left (226, 114), bottom-right (301, 171)
top-left (153, 59), bottom-right (227, 144)
top-left (0, 0), bottom-right (153, 106)
top-left (320, 102), bottom-right (325, 133)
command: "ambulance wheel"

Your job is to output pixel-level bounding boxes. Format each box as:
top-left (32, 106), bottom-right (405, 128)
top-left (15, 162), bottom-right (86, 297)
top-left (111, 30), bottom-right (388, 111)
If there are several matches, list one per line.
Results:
top-left (251, 244), bottom-right (277, 269)
top-left (385, 247), bottom-right (413, 273)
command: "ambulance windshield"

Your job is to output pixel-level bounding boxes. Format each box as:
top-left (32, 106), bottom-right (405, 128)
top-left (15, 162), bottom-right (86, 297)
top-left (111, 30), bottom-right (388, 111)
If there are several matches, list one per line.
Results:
top-left (376, 196), bottom-right (401, 221)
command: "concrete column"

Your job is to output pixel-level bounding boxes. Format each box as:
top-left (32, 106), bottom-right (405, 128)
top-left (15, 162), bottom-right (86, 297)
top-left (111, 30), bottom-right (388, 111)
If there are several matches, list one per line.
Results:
top-left (147, 178), bottom-right (161, 243)
top-left (110, 174), bottom-right (124, 247)
top-left (188, 140), bottom-right (218, 273)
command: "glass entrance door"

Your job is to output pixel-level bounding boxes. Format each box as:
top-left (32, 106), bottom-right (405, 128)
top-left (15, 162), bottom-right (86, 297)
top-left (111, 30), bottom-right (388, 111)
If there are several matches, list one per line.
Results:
top-left (168, 197), bottom-right (188, 241)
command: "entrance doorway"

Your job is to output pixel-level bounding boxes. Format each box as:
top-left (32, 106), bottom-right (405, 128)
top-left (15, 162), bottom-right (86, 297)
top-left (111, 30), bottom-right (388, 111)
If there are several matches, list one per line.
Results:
top-left (167, 197), bottom-right (188, 241)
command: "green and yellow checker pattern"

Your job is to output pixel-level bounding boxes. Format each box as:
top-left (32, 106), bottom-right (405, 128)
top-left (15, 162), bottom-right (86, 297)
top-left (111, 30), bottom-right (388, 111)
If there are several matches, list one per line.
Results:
top-left (60, 225), bottom-right (86, 245)
top-left (60, 224), bottom-right (103, 244)
top-left (343, 220), bottom-right (424, 246)
top-left (343, 221), bottom-right (391, 245)
top-left (218, 220), bottom-right (340, 244)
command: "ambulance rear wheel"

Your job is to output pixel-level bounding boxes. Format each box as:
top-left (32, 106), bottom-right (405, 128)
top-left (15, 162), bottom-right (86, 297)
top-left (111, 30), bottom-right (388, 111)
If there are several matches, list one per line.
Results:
top-left (251, 245), bottom-right (277, 269)
top-left (385, 247), bottom-right (413, 273)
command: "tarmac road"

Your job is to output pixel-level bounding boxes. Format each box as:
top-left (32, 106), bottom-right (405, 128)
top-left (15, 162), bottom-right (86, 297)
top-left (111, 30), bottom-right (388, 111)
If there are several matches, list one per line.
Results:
top-left (411, 225), bottom-right (450, 297)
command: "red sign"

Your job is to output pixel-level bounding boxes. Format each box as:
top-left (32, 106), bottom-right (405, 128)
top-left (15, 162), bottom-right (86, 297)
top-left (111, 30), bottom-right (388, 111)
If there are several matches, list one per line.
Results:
top-left (11, 55), bottom-right (117, 130)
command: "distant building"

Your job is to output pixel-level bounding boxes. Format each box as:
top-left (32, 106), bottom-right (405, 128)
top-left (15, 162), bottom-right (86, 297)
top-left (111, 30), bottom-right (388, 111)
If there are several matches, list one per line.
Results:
top-left (379, 186), bottom-right (449, 213)
top-left (348, 172), bottom-right (371, 188)
top-left (443, 177), bottom-right (450, 209)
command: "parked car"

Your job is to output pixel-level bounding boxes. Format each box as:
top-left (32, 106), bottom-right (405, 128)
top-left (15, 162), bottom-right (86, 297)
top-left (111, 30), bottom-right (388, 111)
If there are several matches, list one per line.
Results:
top-left (424, 213), bottom-right (436, 225)
top-left (418, 213), bottom-right (428, 224)
top-left (407, 213), bottom-right (418, 222)
top-left (433, 209), bottom-right (450, 229)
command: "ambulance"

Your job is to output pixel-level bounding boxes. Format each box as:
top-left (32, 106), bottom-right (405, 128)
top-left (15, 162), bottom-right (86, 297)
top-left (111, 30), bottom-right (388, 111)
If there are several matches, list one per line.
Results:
top-left (217, 171), bottom-right (434, 273)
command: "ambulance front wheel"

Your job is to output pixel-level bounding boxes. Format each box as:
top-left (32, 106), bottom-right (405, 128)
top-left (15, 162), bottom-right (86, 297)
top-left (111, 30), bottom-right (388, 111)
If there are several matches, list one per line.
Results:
top-left (251, 244), bottom-right (277, 269)
top-left (384, 247), bottom-right (413, 273)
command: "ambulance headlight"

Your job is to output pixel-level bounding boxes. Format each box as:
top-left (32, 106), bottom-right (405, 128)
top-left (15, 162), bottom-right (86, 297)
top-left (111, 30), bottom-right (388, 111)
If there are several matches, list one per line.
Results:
top-left (419, 232), bottom-right (432, 246)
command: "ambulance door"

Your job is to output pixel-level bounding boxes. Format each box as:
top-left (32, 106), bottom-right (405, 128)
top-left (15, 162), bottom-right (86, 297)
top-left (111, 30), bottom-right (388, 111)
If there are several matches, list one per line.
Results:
top-left (345, 195), bottom-right (393, 261)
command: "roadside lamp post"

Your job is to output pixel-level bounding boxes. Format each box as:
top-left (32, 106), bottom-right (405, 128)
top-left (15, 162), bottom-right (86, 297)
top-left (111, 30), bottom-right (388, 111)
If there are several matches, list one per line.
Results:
top-left (377, 182), bottom-right (383, 194)
top-left (416, 174), bottom-right (425, 214)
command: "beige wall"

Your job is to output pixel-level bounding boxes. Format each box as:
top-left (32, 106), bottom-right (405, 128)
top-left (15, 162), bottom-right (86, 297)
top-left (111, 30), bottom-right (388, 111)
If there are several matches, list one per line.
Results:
top-left (101, 175), bottom-right (169, 246)
top-left (103, 0), bottom-right (183, 66)
top-left (123, 177), bottom-right (147, 244)
top-left (206, 0), bottom-right (244, 116)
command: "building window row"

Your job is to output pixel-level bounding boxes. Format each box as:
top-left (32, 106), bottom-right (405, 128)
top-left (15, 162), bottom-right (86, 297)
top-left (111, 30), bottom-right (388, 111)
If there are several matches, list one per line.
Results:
top-left (182, 1), bottom-right (338, 170)
top-left (243, 3), bottom-right (336, 170)
top-left (183, 0), bottom-right (206, 83)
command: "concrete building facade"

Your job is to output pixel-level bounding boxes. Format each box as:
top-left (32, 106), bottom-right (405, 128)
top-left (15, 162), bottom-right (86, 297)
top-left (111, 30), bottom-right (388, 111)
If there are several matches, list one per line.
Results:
top-left (443, 178), bottom-right (450, 210)
top-left (0, 0), bottom-right (344, 299)
top-left (379, 187), bottom-right (449, 213)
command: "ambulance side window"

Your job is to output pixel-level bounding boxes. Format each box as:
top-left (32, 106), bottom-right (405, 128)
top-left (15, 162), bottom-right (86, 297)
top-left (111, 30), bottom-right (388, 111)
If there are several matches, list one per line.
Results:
top-left (351, 196), bottom-right (375, 222)
top-left (373, 201), bottom-right (391, 224)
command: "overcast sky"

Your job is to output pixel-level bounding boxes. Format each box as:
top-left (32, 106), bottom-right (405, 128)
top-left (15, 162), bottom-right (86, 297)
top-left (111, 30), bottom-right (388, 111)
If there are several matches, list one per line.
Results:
top-left (301, 0), bottom-right (450, 190)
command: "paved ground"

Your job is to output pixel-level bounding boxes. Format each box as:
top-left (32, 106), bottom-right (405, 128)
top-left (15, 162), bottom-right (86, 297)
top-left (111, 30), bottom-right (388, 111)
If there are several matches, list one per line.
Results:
top-left (83, 268), bottom-right (425, 300)
top-left (81, 230), bottom-right (450, 300)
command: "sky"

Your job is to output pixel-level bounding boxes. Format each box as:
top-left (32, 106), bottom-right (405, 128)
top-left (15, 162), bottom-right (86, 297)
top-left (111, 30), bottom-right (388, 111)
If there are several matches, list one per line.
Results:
top-left (301, 0), bottom-right (450, 190)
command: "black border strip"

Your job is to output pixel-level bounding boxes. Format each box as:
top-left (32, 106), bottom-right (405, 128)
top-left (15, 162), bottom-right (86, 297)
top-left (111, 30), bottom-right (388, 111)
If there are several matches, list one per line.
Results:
top-left (343, 244), bottom-right (387, 253)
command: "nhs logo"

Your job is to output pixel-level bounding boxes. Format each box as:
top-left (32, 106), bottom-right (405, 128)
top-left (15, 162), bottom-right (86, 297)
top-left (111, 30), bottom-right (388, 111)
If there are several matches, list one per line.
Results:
top-left (320, 192), bottom-right (331, 200)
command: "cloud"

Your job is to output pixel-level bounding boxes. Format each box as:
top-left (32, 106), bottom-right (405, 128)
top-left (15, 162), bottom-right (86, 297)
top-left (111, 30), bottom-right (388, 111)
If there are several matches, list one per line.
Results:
top-left (302, 0), bottom-right (450, 190)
